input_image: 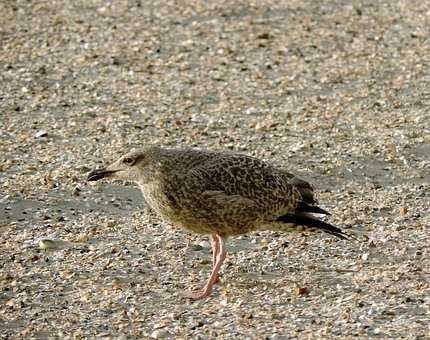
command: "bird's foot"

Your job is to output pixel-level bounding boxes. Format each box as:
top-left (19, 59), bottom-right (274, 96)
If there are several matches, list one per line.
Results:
top-left (183, 286), bottom-right (212, 300)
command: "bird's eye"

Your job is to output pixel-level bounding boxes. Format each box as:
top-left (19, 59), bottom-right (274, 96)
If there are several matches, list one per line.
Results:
top-left (122, 157), bottom-right (135, 166)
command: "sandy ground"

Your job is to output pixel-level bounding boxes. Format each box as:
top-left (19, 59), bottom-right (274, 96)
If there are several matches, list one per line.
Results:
top-left (1, 0), bottom-right (429, 338)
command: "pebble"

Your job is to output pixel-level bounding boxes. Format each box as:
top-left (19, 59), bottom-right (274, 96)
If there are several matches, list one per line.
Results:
top-left (38, 239), bottom-right (61, 250)
top-left (34, 130), bottom-right (48, 138)
top-left (150, 330), bottom-right (173, 339)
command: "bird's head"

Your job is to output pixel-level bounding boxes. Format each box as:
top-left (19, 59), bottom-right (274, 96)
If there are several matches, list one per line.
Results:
top-left (87, 149), bottom-right (150, 183)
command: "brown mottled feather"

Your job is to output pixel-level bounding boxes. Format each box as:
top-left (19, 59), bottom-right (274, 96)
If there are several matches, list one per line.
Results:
top-left (101, 146), bottom-right (347, 239)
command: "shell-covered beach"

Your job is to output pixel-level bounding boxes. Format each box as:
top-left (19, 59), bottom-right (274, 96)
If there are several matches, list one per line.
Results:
top-left (1, 0), bottom-right (429, 338)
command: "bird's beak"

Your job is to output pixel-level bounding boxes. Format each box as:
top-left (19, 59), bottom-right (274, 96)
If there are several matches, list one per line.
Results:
top-left (87, 168), bottom-right (119, 181)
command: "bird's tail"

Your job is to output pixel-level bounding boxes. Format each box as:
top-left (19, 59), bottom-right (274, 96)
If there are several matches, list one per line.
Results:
top-left (276, 213), bottom-right (351, 240)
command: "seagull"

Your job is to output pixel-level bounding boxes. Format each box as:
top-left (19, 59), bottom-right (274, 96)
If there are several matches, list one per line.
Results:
top-left (87, 146), bottom-right (351, 299)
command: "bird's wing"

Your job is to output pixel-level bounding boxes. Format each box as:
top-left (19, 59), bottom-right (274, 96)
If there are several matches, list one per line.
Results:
top-left (201, 190), bottom-right (260, 217)
top-left (275, 168), bottom-right (317, 204)
top-left (183, 156), bottom-right (301, 218)
top-left (197, 190), bottom-right (263, 234)
top-left (173, 157), bottom-right (333, 236)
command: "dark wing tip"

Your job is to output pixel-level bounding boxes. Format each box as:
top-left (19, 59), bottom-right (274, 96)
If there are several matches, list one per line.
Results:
top-left (277, 213), bottom-right (352, 240)
top-left (296, 202), bottom-right (331, 215)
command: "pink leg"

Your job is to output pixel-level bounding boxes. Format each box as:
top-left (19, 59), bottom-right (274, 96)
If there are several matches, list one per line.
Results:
top-left (210, 234), bottom-right (220, 284)
top-left (185, 234), bottom-right (227, 300)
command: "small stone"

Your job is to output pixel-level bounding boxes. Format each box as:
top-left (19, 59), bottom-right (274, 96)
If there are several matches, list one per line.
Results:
top-left (104, 221), bottom-right (117, 228)
top-left (38, 239), bottom-right (60, 250)
top-left (35, 130), bottom-right (48, 138)
top-left (257, 32), bottom-right (271, 39)
top-left (294, 286), bottom-right (310, 296)
top-left (38, 239), bottom-right (69, 251)
top-left (189, 244), bottom-right (204, 251)
top-left (73, 186), bottom-right (82, 196)
top-left (150, 329), bottom-right (172, 339)
top-left (399, 207), bottom-right (407, 215)
top-left (112, 280), bottom-right (122, 290)
top-left (219, 298), bottom-right (228, 306)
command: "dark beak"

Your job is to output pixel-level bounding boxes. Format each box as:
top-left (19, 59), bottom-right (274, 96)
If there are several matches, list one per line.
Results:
top-left (87, 168), bottom-right (118, 181)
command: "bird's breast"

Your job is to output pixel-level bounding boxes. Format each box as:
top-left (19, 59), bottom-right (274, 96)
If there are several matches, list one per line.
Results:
top-left (139, 181), bottom-right (219, 234)
top-left (139, 181), bottom-right (186, 222)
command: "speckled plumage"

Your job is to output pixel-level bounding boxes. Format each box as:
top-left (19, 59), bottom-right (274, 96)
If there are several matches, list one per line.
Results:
top-left (87, 146), bottom-right (350, 299)
top-left (136, 147), bottom-right (302, 237)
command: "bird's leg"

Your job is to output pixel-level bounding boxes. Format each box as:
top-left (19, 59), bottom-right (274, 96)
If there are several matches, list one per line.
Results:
top-left (185, 234), bottom-right (227, 300)
top-left (210, 234), bottom-right (220, 284)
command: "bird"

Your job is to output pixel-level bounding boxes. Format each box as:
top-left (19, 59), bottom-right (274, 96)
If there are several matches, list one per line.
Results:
top-left (87, 146), bottom-right (351, 299)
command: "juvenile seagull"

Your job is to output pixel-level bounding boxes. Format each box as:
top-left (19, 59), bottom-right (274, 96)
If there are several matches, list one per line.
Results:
top-left (87, 146), bottom-right (350, 299)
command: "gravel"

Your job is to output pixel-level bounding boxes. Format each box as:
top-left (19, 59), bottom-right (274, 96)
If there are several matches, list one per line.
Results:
top-left (1, 0), bottom-right (429, 338)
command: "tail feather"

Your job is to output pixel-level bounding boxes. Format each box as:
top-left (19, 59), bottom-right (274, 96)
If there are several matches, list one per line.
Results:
top-left (296, 202), bottom-right (331, 215)
top-left (277, 213), bottom-right (350, 240)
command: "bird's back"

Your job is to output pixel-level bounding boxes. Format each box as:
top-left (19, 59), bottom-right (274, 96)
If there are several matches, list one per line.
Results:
top-left (187, 151), bottom-right (299, 211)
